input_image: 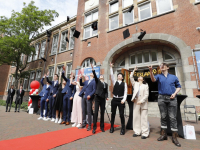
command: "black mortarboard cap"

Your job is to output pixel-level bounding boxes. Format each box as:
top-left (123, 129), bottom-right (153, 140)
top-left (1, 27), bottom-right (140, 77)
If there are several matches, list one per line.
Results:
top-left (128, 5), bottom-right (134, 13)
top-left (138, 29), bottom-right (146, 41)
top-left (92, 21), bottom-right (98, 31)
top-left (65, 37), bottom-right (69, 42)
top-left (41, 57), bottom-right (46, 62)
top-left (123, 29), bottom-right (130, 39)
top-left (67, 16), bottom-right (70, 22)
top-left (73, 30), bottom-right (80, 38)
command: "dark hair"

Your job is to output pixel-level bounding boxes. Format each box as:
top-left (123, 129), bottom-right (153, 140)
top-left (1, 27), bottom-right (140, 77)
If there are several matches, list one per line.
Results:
top-left (117, 73), bottom-right (124, 81)
top-left (161, 63), bottom-right (169, 67)
top-left (54, 74), bottom-right (59, 78)
top-left (11, 85), bottom-right (14, 87)
top-left (138, 76), bottom-right (147, 84)
top-left (99, 74), bottom-right (104, 79)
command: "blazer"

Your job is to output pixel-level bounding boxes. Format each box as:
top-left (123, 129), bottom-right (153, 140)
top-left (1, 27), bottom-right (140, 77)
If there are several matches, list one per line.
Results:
top-left (15, 89), bottom-right (25, 104)
top-left (61, 72), bottom-right (74, 98)
top-left (46, 77), bottom-right (59, 95)
top-left (6, 88), bottom-right (15, 103)
top-left (39, 78), bottom-right (51, 100)
top-left (79, 78), bottom-right (96, 99)
top-left (92, 70), bottom-right (108, 99)
top-left (130, 72), bottom-right (149, 109)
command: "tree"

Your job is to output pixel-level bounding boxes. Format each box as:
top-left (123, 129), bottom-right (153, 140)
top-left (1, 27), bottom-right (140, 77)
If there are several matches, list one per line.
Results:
top-left (0, 1), bottom-right (59, 89)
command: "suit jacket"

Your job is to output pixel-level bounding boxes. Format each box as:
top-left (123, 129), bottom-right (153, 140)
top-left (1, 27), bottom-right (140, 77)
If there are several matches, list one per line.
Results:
top-left (130, 72), bottom-right (149, 109)
top-left (15, 89), bottom-right (25, 104)
top-left (46, 77), bottom-right (59, 96)
top-left (39, 78), bottom-right (51, 100)
top-left (6, 88), bottom-right (15, 103)
top-left (92, 70), bottom-right (108, 99)
top-left (79, 78), bottom-right (96, 99)
top-left (61, 72), bottom-right (74, 98)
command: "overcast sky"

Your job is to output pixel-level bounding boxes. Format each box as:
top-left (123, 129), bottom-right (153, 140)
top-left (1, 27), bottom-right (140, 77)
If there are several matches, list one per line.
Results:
top-left (0, 0), bottom-right (78, 31)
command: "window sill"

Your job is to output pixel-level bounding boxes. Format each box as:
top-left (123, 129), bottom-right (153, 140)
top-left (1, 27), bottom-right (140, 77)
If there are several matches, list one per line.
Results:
top-left (138, 0), bottom-right (150, 6)
top-left (107, 9), bottom-right (175, 33)
top-left (84, 19), bottom-right (98, 28)
top-left (194, 1), bottom-right (200, 5)
top-left (82, 35), bottom-right (98, 41)
top-left (58, 49), bottom-right (73, 54)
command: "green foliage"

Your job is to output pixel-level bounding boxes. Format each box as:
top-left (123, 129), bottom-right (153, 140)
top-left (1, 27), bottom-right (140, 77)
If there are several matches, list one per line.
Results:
top-left (0, 99), bottom-right (28, 110)
top-left (0, 1), bottom-right (59, 88)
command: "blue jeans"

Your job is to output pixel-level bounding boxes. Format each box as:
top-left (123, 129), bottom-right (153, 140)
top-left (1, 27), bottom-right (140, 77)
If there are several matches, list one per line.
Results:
top-left (40, 97), bottom-right (49, 117)
top-left (63, 95), bottom-right (72, 122)
top-left (158, 95), bottom-right (178, 131)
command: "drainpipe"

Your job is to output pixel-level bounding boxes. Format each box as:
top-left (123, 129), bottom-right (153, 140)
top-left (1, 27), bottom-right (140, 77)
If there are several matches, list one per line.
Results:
top-left (192, 48), bottom-right (200, 90)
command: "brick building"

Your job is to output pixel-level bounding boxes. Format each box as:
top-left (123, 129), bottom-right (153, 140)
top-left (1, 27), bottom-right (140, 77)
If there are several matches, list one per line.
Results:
top-left (3, 0), bottom-right (200, 115)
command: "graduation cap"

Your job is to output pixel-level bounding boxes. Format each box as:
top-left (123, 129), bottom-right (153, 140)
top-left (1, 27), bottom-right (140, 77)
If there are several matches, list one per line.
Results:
top-left (138, 29), bottom-right (146, 41)
top-left (67, 16), bottom-right (70, 22)
top-left (73, 30), bottom-right (81, 38)
top-left (92, 21), bottom-right (98, 31)
top-left (65, 37), bottom-right (69, 42)
top-left (46, 30), bottom-right (51, 37)
top-left (123, 29), bottom-right (130, 39)
top-left (128, 5), bottom-right (134, 13)
top-left (41, 57), bottom-right (46, 62)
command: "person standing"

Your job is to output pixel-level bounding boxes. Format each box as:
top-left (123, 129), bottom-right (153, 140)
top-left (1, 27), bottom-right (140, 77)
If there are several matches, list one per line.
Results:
top-left (14, 85), bottom-right (25, 112)
top-left (70, 75), bottom-right (84, 128)
top-left (91, 64), bottom-right (108, 134)
top-left (130, 66), bottom-right (149, 139)
top-left (79, 72), bottom-right (96, 131)
top-left (148, 63), bottom-right (181, 147)
top-left (38, 74), bottom-right (51, 120)
top-left (60, 66), bottom-right (75, 125)
top-left (6, 85), bottom-right (15, 112)
top-left (46, 73), bottom-right (59, 122)
top-left (110, 62), bottom-right (127, 135)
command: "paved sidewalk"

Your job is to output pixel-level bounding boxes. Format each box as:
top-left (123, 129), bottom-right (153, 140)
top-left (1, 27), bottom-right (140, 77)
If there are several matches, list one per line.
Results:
top-left (0, 105), bottom-right (200, 150)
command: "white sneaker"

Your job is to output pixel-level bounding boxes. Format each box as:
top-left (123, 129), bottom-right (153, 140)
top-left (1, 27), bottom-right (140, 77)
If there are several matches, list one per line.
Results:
top-left (76, 123), bottom-right (81, 128)
top-left (55, 118), bottom-right (58, 123)
top-left (44, 117), bottom-right (51, 121)
top-left (43, 117), bottom-right (47, 121)
top-left (58, 118), bottom-right (62, 124)
top-left (51, 118), bottom-right (55, 122)
top-left (72, 123), bottom-right (77, 127)
top-left (37, 116), bottom-right (43, 120)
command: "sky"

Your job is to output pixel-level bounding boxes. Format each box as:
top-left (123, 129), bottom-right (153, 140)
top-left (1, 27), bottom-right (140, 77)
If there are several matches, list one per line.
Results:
top-left (0, 0), bottom-right (78, 32)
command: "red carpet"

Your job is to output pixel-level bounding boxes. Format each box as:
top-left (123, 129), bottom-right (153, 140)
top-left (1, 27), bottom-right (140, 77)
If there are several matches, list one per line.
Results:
top-left (0, 123), bottom-right (119, 150)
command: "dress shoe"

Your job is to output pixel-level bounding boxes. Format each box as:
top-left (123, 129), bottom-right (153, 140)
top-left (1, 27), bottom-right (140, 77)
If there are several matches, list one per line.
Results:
top-left (92, 129), bottom-right (96, 134)
top-left (120, 128), bottom-right (125, 135)
top-left (8, 110), bottom-right (10, 112)
top-left (110, 127), bottom-right (114, 133)
top-left (101, 128), bottom-right (105, 132)
top-left (133, 134), bottom-right (138, 137)
top-left (141, 136), bottom-right (147, 139)
top-left (5, 110), bottom-right (7, 112)
top-left (80, 125), bottom-right (86, 129)
top-left (87, 126), bottom-right (91, 131)
top-left (14, 110), bottom-right (16, 112)
top-left (17, 111), bottom-right (20, 112)
top-left (65, 122), bottom-right (70, 125)
top-left (172, 131), bottom-right (181, 147)
top-left (60, 121), bottom-right (66, 125)
top-left (157, 129), bottom-right (168, 141)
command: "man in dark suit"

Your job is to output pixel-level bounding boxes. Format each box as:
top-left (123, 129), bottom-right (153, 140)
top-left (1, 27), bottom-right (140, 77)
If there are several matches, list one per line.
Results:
top-left (60, 66), bottom-right (75, 125)
top-left (38, 74), bottom-right (51, 120)
top-left (91, 64), bottom-right (108, 134)
top-left (6, 85), bottom-right (15, 112)
top-left (79, 72), bottom-right (96, 131)
top-left (14, 85), bottom-right (25, 112)
top-left (46, 72), bottom-right (59, 122)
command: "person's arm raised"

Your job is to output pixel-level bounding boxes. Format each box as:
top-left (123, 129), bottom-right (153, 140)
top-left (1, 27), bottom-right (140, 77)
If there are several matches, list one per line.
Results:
top-left (148, 65), bottom-right (156, 82)
top-left (91, 63), bottom-right (98, 83)
top-left (110, 62), bottom-right (115, 85)
top-left (130, 66), bottom-right (137, 87)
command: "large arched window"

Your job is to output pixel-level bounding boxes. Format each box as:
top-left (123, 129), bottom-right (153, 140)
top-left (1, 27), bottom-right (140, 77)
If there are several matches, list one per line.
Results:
top-left (163, 52), bottom-right (175, 61)
top-left (81, 58), bottom-right (96, 68)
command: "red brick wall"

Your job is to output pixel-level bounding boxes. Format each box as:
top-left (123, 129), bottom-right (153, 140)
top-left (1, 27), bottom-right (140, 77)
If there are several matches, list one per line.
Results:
top-left (0, 65), bottom-right (10, 96)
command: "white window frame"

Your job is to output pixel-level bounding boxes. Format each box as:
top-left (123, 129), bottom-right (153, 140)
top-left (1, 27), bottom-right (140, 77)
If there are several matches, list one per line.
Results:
top-left (122, 0), bottom-right (133, 8)
top-left (57, 64), bottom-right (64, 74)
top-left (28, 71), bottom-right (35, 90)
top-left (163, 52), bottom-right (175, 62)
top-left (83, 24), bottom-right (98, 39)
top-left (33, 43), bottom-right (39, 61)
top-left (119, 59), bottom-right (125, 67)
top-left (66, 63), bottom-right (72, 79)
top-left (39, 40), bottom-right (46, 59)
top-left (81, 58), bottom-right (96, 68)
top-left (59, 30), bottom-right (68, 52)
top-left (51, 34), bottom-right (59, 55)
top-left (123, 8), bottom-right (134, 26)
top-left (109, 14), bottom-right (119, 30)
top-left (156, 0), bottom-right (173, 15)
top-left (138, 1), bottom-right (152, 21)
top-left (28, 52), bottom-right (33, 62)
top-left (35, 70), bottom-right (41, 82)
top-left (48, 67), bottom-right (54, 81)
top-left (23, 78), bottom-right (28, 90)
top-left (7, 75), bottom-right (12, 91)
top-left (109, 0), bottom-right (119, 14)
top-left (84, 9), bottom-right (98, 24)
top-left (69, 27), bottom-right (75, 50)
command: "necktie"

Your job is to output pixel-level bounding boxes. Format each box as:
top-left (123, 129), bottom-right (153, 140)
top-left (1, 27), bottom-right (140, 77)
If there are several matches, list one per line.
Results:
top-left (20, 90), bottom-right (21, 94)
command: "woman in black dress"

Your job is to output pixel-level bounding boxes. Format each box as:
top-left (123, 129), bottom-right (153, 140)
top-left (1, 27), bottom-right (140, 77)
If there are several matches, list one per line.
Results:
top-left (54, 72), bottom-right (66, 124)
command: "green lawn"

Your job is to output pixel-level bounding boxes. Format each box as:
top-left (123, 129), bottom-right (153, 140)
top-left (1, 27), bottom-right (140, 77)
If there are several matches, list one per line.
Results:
top-left (0, 100), bottom-right (28, 110)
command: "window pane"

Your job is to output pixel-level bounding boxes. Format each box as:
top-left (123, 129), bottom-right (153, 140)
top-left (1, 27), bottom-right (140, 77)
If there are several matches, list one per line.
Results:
top-left (110, 2), bottom-right (118, 13)
top-left (144, 52), bottom-right (149, 62)
top-left (33, 44), bottom-right (39, 60)
top-left (120, 60), bottom-right (125, 66)
top-left (85, 14), bottom-right (92, 24)
top-left (40, 41), bottom-right (46, 58)
top-left (131, 55), bottom-right (135, 64)
top-left (157, 0), bottom-right (172, 14)
top-left (124, 10), bottom-right (134, 25)
top-left (110, 15), bottom-right (119, 30)
top-left (60, 31), bottom-right (67, 52)
top-left (152, 52), bottom-right (157, 61)
top-left (123, 0), bottom-right (133, 8)
top-left (138, 53), bottom-right (142, 63)
top-left (84, 26), bottom-right (90, 39)
top-left (165, 53), bottom-right (173, 60)
top-left (52, 34), bottom-right (59, 54)
top-left (93, 11), bottom-right (98, 21)
top-left (139, 3), bottom-right (151, 20)
top-left (69, 28), bottom-right (75, 49)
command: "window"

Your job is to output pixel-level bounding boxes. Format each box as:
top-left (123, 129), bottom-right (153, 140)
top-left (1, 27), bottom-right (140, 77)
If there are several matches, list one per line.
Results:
top-left (110, 1), bottom-right (118, 14)
top-left (39, 40), bottom-right (46, 59)
top-left (81, 58), bottom-right (96, 68)
top-left (28, 72), bottom-right (35, 90)
top-left (123, 0), bottom-right (133, 8)
top-left (151, 52), bottom-right (157, 61)
top-left (11, 76), bottom-right (15, 86)
top-left (33, 43), bottom-right (39, 60)
top-left (131, 55), bottom-right (135, 64)
top-left (156, 0), bottom-right (173, 14)
top-left (51, 34), bottom-right (59, 55)
top-left (35, 70), bottom-right (41, 82)
top-left (85, 10), bottom-right (98, 24)
top-left (69, 28), bottom-right (75, 50)
top-left (66, 63), bottom-right (72, 78)
top-left (23, 78), bottom-right (28, 90)
top-left (109, 15), bottom-right (119, 30)
top-left (138, 2), bottom-right (152, 21)
top-left (57, 64), bottom-right (64, 74)
top-left (84, 25), bottom-right (98, 39)
top-left (21, 54), bottom-right (24, 64)
top-left (7, 75), bottom-right (12, 91)
top-left (123, 9), bottom-right (134, 26)
top-left (163, 52), bottom-right (174, 61)
top-left (59, 30), bottom-right (68, 52)
top-left (144, 52), bottom-right (149, 62)
top-left (119, 60), bottom-right (125, 67)
top-left (48, 67), bottom-right (54, 81)
top-left (28, 52), bottom-right (33, 62)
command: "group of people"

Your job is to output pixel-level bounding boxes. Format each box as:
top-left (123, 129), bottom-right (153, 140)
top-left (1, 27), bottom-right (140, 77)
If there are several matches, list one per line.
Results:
top-left (5, 62), bottom-right (182, 147)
